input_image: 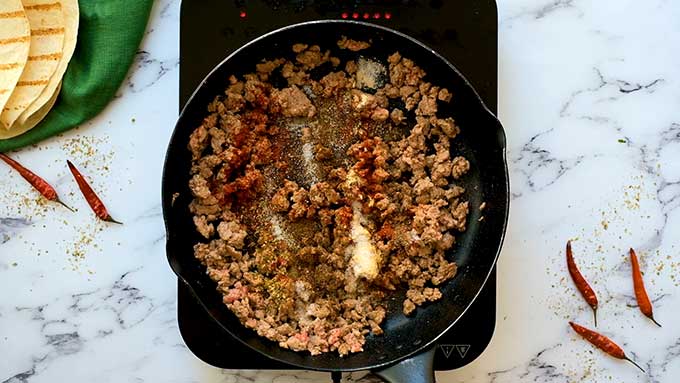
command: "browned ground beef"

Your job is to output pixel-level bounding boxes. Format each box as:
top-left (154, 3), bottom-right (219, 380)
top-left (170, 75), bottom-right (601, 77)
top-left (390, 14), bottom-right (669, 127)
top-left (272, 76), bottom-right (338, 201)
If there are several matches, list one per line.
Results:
top-left (337, 35), bottom-right (371, 51)
top-left (188, 41), bottom-right (470, 356)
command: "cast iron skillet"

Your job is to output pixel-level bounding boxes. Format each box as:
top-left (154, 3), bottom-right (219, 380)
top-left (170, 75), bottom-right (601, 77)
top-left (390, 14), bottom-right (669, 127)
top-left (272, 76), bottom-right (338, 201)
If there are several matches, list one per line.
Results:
top-left (162, 20), bottom-right (508, 383)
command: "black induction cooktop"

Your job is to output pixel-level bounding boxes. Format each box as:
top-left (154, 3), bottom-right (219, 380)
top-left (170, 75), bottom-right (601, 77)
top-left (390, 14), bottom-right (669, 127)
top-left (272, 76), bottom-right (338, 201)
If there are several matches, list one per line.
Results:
top-left (178, 0), bottom-right (498, 373)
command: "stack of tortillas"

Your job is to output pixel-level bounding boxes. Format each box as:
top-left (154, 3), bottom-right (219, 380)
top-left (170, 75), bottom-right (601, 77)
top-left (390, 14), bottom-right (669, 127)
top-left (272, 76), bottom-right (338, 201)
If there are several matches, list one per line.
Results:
top-left (0, 0), bottom-right (78, 139)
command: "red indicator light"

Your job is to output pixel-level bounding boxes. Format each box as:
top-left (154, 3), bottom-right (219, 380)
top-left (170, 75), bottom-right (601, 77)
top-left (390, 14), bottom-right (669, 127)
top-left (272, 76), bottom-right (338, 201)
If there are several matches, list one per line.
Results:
top-left (352, 12), bottom-right (359, 19)
top-left (239, 11), bottom-right (247, 18)
top-left (384, 12), bottom-right (392, 19)
top-left (373, 12), bottom-right (381, 19)
top-left (341, 12), bottom-right (348, 19)
top-left (363, 12), bottom-right (370, 19)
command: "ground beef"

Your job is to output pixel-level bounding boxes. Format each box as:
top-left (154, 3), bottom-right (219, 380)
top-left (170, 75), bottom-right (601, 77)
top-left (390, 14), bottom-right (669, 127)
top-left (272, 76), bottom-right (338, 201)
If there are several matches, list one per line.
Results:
top-left (345, 60), bottom-right (358, 74)
top-left (270, 86), bottom-right (316, 117)
top-left (188, 39), bottom-right (472, 356)
top-left (309, 182), bottom-right (341, 207)
top-left (294, 45), bottom-right (332, 70)
top-left (416, 94), bottom-right (438, 116)
top-left (337, 36), bottom-right (371, 51)
top-left (451, 156), bottom-right (471, 179)
top-left (314, 144), bottom-right (334, 161)
top-left (271, 180), bottom-right (298, 212)
top-left (388, 52), bottom-right (426, 88)
top-left (390, 108), bottom-right (405, 124)
top-left (217, 220), bottom-right (247, 248)
top-left (188, 124), bottom-right (209, 160)
top-left (256, 58), bottom-right (284, 76)
top-left (281, 61), bottom-right (308, 86)
top-left (371, 108), bottom-right (389, 121)
top-left (292, 43), bottom-right (308, 53)
top-left (193, 215), bottom-right (214, 239)
top-left (319, 71), bottom-right (350, 97)
top-left (189, 174), bottom-right (211, 199)
top-left (438, 88), bottom-right (452, 102)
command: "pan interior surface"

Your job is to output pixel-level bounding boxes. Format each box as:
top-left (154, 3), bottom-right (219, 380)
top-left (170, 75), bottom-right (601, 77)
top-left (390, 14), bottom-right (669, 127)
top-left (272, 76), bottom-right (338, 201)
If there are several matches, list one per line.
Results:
top-left (162, 20), bottom-right (508, 371)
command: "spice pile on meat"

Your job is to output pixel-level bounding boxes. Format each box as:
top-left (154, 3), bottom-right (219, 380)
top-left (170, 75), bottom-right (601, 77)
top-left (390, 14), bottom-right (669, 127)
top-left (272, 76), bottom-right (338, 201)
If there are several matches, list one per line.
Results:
top-left (187, 38), bottom-right (471, 356)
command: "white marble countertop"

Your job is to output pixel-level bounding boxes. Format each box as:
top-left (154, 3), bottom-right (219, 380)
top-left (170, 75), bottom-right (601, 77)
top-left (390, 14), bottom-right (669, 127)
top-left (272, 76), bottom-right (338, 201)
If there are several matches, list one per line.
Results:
top-left (2, 0), bottom-right (680, 382)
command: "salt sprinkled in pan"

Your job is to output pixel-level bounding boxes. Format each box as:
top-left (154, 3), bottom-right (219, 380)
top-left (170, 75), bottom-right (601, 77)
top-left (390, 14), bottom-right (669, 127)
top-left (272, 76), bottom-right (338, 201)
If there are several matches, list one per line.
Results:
top-left (356, 57), bottom-right (386, 90)
top-left (269, 215), bottom-right (293, 245)
top-left (301, 142), bottom-right (319, 184)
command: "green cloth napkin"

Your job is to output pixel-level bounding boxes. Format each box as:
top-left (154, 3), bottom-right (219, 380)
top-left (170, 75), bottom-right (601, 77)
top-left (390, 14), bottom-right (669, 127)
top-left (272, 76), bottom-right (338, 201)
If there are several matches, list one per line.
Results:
top-left (0, 0), bottom-right (154, 152)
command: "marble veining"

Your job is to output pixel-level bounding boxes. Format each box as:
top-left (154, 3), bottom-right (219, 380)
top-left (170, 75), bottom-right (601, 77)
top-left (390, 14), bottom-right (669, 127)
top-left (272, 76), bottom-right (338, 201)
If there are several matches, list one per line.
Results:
top-left (124, 50), bottom-right (179, 94)
top-left (0, 218), bottom-right (30, 245)
top-left (520, 0), bottom-right (580, 21)
top-left (2, 0), bottom-right (680, 382)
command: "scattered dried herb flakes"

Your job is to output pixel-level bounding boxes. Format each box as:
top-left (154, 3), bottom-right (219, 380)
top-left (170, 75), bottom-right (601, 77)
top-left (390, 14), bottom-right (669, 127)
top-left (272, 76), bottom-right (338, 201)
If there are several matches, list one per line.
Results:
top-left (547, 175), bottom-right (673, 318)
top-left (623, 184), bottom-right (643, 210)
top-left (63, 221), bottom-right (105, 271)
top-left (0, 190), bottom-right (51, 220)
top-left (1, 135), bottom-right (122, 275)
top-left (60, 135), bottom-right (115, 178)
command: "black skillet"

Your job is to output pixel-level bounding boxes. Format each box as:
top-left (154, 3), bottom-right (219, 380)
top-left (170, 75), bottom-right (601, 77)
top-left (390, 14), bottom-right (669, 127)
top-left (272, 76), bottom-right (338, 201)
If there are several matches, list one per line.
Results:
top-left (162, 20), bottom-right (508, 383)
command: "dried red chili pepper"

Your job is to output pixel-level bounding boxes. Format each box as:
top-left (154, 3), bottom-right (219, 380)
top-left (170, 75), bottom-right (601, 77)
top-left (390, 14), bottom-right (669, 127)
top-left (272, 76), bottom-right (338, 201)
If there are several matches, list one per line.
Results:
top-left (566, 241), bottom-right (599, 326)
top-left (569, 321), bottom-right (644, 372)
top-left (0, 153), bottom-right (72, 211)
top-left (66, 160), bottom-right (121, 224)
top-left (629, 248), bottom-right (661, 327)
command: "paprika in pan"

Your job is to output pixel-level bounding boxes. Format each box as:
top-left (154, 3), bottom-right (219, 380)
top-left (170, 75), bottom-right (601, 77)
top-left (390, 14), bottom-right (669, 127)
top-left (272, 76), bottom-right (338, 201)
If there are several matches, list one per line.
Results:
top-left (629, 248), bottom-right (661, 327)
top-left (569, 322), bottom-right (645, 372)
top-left (0, 153), bottom-right (72, 211)
top-left (66, 160), bottom-right (121, 224)
top-left (566, 241), bottom-right (599, 326)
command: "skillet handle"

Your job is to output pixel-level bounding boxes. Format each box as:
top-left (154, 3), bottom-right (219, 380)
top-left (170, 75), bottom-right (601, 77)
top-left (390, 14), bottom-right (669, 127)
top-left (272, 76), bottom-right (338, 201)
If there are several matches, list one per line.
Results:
top-left (372, 347), bottom-right (436, 383)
